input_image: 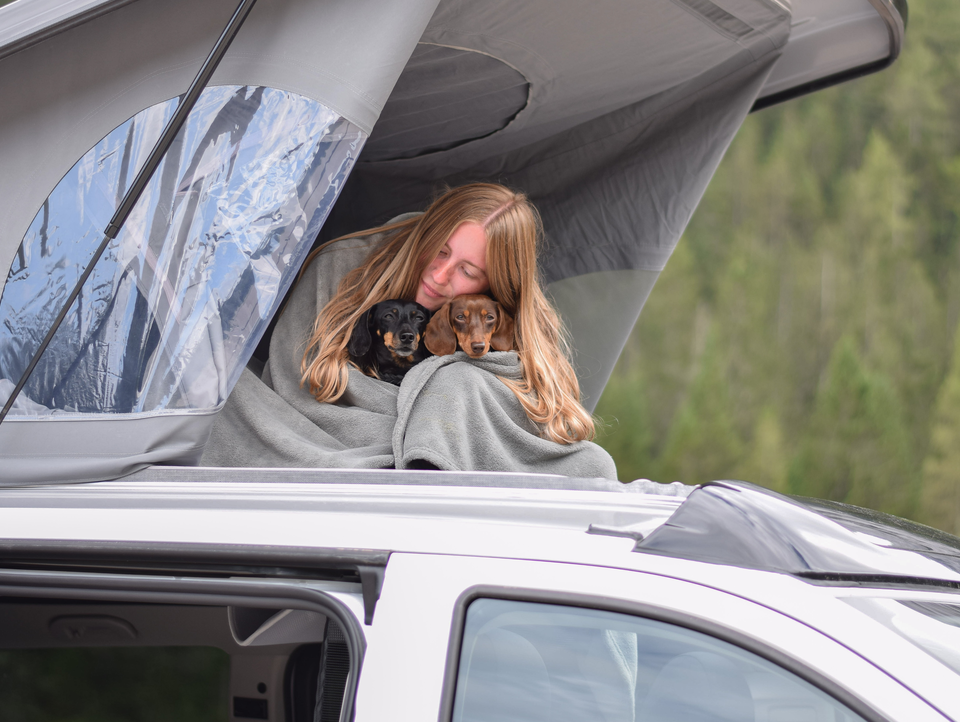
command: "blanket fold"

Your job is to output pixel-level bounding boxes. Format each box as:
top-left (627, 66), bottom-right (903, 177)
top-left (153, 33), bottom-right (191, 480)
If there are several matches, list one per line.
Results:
top-left (394, 351), bottom-right (616, 478)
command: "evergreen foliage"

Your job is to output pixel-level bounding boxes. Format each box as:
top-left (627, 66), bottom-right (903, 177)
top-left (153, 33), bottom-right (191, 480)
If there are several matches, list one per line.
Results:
top-left (788, 336), bottom-right (916, 517)
top-left (595, 0), bottom-right (960, 531)
top-left (920, 327), bottom-right (960, 533)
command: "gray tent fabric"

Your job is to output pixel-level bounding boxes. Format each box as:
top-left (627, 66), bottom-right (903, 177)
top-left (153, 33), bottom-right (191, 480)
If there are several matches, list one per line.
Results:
top-left (317, 0), bottom-right (793, 406)
top-left (320, 0), bottom-right (793, 281)
top-left (0, 407), bottom-right (218, 486)
top-left (0, 0), bottom-right (802, 482)
top-left (0, 0), bottom-right (440, 484)
top-left (361, 44), bottom-right (531, 162)
top-left (201, 219), bottom-right (617, 478)
top-left (0, 0), bottom-right (442, 279)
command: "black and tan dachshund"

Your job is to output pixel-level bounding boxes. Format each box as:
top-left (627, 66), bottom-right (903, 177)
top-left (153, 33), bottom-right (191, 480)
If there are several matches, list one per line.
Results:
top-left (348, 300), bottom-right (432, 385)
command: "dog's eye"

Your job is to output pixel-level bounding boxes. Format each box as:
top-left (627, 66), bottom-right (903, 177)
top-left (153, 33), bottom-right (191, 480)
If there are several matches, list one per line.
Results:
top-left (455, 314), bottom-right (465, 321)
top-left (383, 313), bottom-right (394, 320)
top-left (486, 314), bottom-right (495, 322)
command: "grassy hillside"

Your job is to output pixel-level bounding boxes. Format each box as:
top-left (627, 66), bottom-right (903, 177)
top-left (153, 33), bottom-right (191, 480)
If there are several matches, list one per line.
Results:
top-left (595, 0), bottom-right (960, 533)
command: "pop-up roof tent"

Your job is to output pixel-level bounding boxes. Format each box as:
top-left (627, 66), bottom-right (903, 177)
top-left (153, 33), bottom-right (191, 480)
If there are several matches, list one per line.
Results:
top-left (0, 0), bottom-right (905, 484)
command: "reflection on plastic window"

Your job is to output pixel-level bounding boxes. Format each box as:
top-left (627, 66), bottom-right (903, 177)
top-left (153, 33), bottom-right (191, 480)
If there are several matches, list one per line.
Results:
top-left (453, 599), bottom-right (865, 722)
top-left (0, 86), bottom-right (365, 415)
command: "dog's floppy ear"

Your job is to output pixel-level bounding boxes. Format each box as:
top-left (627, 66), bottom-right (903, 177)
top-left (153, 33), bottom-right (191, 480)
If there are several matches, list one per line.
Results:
top-left (424, 301), bottom-right (458, 355)
top-left (347, 307), bottom-right (373, 357)
top-left (491, 303), bottom-right (515, 352)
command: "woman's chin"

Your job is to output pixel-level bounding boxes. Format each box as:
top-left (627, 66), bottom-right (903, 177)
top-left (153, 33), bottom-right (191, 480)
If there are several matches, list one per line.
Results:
top-left (416, 291), bottom-right (444, 311)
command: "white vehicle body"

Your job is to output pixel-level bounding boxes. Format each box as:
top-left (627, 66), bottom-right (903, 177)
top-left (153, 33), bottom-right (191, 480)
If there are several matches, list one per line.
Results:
top-left (0, 473), bottom-right (958, 721)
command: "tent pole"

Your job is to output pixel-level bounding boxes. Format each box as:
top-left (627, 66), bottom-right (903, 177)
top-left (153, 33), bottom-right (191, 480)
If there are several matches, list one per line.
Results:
top-left (0, 0), bottom-right (260, 426)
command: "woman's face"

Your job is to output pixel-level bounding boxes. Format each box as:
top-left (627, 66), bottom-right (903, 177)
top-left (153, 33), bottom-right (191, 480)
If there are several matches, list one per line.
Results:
top-left (415, 222), bottom-right (489, 311)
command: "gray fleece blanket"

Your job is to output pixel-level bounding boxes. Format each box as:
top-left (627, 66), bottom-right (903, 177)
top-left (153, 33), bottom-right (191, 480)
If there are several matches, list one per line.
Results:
top-left (201, 221), bottom-right (617, 479)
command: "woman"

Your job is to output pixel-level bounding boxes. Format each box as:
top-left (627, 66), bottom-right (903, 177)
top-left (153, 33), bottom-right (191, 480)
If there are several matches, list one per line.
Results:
top-left (202, 183), bottom-right (615, 478)
top-left (302, 183), bottom-right (593, 445)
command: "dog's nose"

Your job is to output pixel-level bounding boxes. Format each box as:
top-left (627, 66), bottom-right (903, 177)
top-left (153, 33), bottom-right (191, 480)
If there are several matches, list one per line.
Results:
top-left (471, 342), bottom-right (486, 355)
top-left (400, 331), bottom-right (416, 345)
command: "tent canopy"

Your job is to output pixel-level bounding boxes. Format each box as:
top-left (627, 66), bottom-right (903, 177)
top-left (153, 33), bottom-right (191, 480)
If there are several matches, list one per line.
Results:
top-left (0, 0), bottom-right (905, 483)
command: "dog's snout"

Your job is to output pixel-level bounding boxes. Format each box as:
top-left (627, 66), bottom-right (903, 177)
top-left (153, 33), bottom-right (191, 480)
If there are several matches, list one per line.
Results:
top-left (470, 341), bottom-right (486, 354)
top-left (399, 331), bottom-right (416, 345)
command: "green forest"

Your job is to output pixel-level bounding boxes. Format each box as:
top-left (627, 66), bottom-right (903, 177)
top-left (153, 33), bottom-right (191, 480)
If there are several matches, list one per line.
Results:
top-left (594, 0), bottom-right (960, 535)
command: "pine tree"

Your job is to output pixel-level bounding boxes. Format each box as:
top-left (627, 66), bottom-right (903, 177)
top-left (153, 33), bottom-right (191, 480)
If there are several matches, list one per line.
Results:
top-left (597, 0), bottom-right (960, 515)
top-left (594, 366), bottom-right (654, 482)
top-left (789, 336), bottom-right (916, 517)
top-left (919, 329), bottom-right (960, 533)
top-left (656, 331), bottom-right (744, 484)
top-left (735, 406), bottom-right (789, 493)
top-left (595, 238), bottom-right (704, 472)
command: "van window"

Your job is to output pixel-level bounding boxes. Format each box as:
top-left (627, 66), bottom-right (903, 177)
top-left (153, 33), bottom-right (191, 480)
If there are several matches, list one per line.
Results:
top-left (0, 646), bottom-right (229, 721)
top-left (453, 598), bottom-right (865, 722)
top-left (0, 598), bottom-right (353, 722)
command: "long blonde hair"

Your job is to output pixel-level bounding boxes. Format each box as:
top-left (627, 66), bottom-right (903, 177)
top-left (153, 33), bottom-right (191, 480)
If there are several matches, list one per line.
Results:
top-left (301, 183), bottom-right (595, 443)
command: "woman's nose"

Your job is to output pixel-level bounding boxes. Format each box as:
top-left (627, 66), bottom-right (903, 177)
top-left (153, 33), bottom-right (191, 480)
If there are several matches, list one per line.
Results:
top-left (430, 259), bottom-right (453, 285)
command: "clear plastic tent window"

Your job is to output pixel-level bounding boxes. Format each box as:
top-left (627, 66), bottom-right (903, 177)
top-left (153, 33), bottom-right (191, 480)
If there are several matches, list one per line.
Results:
top-left (0, 86), bottom-right (365, 416)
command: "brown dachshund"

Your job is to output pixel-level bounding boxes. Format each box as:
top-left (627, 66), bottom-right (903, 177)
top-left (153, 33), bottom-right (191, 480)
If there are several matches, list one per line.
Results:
top-left (424, 294), bottom-right (515, 358)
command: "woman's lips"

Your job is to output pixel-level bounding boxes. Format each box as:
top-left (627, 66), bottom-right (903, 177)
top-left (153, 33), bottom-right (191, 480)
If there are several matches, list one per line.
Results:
top-left (421, 281), bottom-right (443, 300)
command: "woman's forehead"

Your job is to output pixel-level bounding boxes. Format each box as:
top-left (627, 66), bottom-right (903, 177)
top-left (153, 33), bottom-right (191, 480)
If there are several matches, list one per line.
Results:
top-left (446, 222), bottom-right (488, 270)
